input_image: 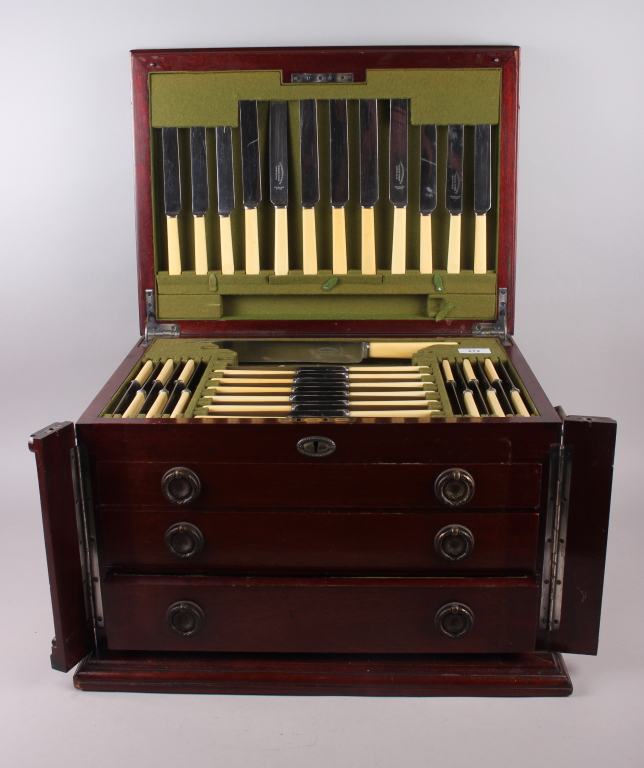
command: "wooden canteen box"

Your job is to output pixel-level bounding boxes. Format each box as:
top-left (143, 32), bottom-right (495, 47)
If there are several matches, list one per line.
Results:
top-left (30, 46), bottom-right (616, 696)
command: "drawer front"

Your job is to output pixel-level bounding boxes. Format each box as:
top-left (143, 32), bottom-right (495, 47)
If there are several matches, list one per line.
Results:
top-left (101, 509), bottom-right (540, 575)
top-left (103, 575), bottom-right (540, 654)
top-left (97, 462), bottom-right (543, 509)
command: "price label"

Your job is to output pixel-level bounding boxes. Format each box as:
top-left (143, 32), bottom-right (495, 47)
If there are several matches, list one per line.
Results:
top-left (458, 348), bottom-right (491, 354)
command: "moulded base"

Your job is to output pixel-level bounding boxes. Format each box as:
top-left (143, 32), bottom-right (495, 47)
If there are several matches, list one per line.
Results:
top-left (74, 650), bottom-right (572, 697)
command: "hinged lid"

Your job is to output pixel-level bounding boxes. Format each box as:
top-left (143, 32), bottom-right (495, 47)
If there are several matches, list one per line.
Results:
top-left (131, 46), bottom-right (519, 339)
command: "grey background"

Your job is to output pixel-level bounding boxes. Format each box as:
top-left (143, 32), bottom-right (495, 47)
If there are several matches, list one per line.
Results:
top-left (1, 0), bottom-right (642, 765)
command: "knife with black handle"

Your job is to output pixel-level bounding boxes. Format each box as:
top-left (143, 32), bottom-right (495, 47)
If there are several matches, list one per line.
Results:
top-left (239, 101), bottom-right (261, 274)
top-left (300, 100), bottom-right (319, 274)
top-left (474, 124), bottom-right (491, 274)
top-left (359, 99), bottom-right (378, 275)
top-left (215, 126), bottom-right (235, 275)
top-left (329, 99), bottom-right (349, 274)
top-left (446, 124), bottom-right (464, 273)
top-left (270, 101), bottom-right (289, 275)
top-left (389, 99), bottom-right (409, 274)
top-left (162, 127), bottom-right (182, 275)
top-left (419, 124), bottom-right (437, 273)
top-left (190, 127), bottom-right (209, 275)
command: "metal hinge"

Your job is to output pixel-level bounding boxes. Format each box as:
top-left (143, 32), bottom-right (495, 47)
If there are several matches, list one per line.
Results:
top-left (144, 288), bottom-right (180, 344)
top-left (70, 445), bottom-right (105, 631)
top-left (472, 287), bottom-right (508, 345)
top-left (291, 73), bottom-right (354, 83)
top-left (539, 441), bottom-right (573, 632)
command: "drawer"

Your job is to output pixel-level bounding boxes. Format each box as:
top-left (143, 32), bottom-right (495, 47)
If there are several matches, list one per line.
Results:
top-left (102, 575), bottom-right (540, 654)
top-left (101, 508), bottom-right (540, 575)
top-left (96, 462), bottom-right (543, 509)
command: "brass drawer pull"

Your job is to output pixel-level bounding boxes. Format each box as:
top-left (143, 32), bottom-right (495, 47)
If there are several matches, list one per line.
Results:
top-left (161, 467), bottom-right (201, 505)
top-left (434, 524), bottom-right (475, 561)
top-left (434, 468), bottom-right (475, 506)
top-left (435, 602), bottom-right (474, 639)
top-left (164, 522), bottom-right (204, 559)
top-left (166, 601), bottom-right (205, 637)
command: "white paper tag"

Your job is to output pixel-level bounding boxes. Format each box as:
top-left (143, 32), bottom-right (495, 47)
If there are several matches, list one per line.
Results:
top-left (458, 348), bottom-right (491, 354)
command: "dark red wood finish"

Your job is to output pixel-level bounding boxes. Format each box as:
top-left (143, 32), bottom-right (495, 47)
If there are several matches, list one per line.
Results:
top-left (131, 46), bottom-right (519, 337)
top-left (550, 416), bottom-right (617, 655)
top-left (102, 574), bottom-right (539, 653)
top-left (29, 422), bottom-right (92, 671)
top-left (101, 508), bottom-right (540, 575)
top-left (96, 461), bottom-right (542, 509)
top-left (74, 650), bottom-right (572, 696)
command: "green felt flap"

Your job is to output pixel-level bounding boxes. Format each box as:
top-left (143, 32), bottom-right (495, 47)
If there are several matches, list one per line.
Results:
top-left (150, 69), bottom-right (500, 127)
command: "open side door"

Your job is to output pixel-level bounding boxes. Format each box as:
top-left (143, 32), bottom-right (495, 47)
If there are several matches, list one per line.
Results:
top-left (29, 422), bottom-right (93, 671)
top-left (548, 415), bottom-right (617, 655)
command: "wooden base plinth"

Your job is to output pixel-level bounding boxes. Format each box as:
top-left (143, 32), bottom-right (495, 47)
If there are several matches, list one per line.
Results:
top-left (74, 651), bottom-right (572, 697)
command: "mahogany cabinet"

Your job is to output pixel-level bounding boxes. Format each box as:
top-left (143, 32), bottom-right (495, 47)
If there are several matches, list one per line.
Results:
top-left (29, 46), bottom-right (616, 695)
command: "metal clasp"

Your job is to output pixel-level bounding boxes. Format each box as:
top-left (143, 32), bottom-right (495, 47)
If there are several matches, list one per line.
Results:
top-left (144, 289), bottom-right (179, 344)
top-left (472, 287), bottom-right (508, 345)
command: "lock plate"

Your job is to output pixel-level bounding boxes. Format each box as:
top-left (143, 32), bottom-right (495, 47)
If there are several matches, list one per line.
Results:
top-left (296, 436), bottom-right (337, 457)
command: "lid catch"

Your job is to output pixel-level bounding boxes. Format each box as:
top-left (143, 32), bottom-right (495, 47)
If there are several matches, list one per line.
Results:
top-left (144, 288), bottom-right (180, 344)
top-left (472, 287), bottom-right (508, 345)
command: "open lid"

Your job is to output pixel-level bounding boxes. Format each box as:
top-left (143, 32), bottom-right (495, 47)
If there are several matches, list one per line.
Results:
top-left (131, 46), bottom-right (519, 339)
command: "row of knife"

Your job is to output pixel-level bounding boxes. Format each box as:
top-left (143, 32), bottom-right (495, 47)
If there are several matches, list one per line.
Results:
top-left (161, 100), bottom-right (493, 278)
top-left (442, 358), bottom-right (531, 417)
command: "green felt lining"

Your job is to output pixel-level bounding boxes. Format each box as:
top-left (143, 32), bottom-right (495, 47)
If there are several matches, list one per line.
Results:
top-left (149, 93), bottom-right (501, 322)
top-left (150, 70), bottom-right (501, 127)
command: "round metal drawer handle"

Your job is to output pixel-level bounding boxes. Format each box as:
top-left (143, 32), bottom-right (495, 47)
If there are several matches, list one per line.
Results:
top-left (435, 602), bottom-right (475, 639)
top-left (164, 522), bottom-right (204, 559)
top-left (161, 467), bottom-right (201, 506)
top-left (434, 524), bottom-right (475, 561)
top-left (297, 436), bottom-right (336, 457)
top-left (434, 468), bottom-right (475, 507)
top-left (166, 601), bottom-right (205, 637)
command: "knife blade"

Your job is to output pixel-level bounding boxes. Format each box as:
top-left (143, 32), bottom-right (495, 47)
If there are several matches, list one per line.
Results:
top-left (162, 127), bottom-right (182, 275)
top-left (215, 125), bottom-right (235, 275)
top-left (446, 124), bottom-right (464, 273)
top-left (419, 124), bottom-right (437, 273)
top-left (389, 99), bottom-right (408, 274)
top-left (239, 100), bottom-right (261, 274)
top-left (359, 99), bottom-right (378, 275)
top-left (270, 101), bottom-right (289, 275)
top-left (300, 99), bottom-right (319, 274)
top-left (329, 99), bottom-right (349, 274)
top-left (190, 127), bottom-right (209, 275)
top-left (473, 124), bottom-right (491, 274)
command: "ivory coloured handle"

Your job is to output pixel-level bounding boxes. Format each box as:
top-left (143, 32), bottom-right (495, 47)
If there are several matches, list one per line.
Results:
top-left (447, 214), bottom-right (461, 274)
top-left (134, 360), bottom-right (154, 385)
top-left (332, 207), bottom-right (348, 274)
top-left (302, 207), bottom-right (318, 275)
top-left (361, 207), bottom-right (376, 275)
top-left (484, 358), bottom-right (500, 383)
top-left (391, 207), bottom-right (407, 274)
top-left (157, 359), bottom-right (175, 386)
top-left (146, 391), bottom-right (168, 419)
top-left (368, 341), bottom-right (457, 359)
top-left (178, 359), bottom-right (195, 384)
top-left (442, 359), bottom-right (455, 381)
top-left (511, 390), bottom-right (531, 417)
top-left (486, 389), bottom-right (506, 418)
top-left (473, 214), bottom-right (487, 274)
top-left (462, 358), bottom-right (477, 382)
top-left (166, 216), bottom-right (182, 275)
top-left (463, 391), bottom-right (480, 417)
top-left (274, 207), bottom-right (289, 275)
top-left (170, 390), bottom-right (191, 418)
top-left (123, 390), bottom-right (145, 419)
top-left (244, 207), bottom-right (260, 275)
top-left (193, 216), bottom-right (208, 275)
top-left (219, 215), bottom-right (235, 275)
top-left (419, 214), bottom-right (433, 274)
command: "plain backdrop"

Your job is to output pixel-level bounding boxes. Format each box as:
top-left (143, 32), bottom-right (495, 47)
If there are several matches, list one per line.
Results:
top-left (1, 1), bottom-right (643, 766)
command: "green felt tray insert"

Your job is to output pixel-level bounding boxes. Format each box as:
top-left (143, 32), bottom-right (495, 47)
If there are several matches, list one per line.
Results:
top-left (148, 68), bottom-right (502, 324)
top-left (100, 338), bottom-right (537, 419)
top-left (150, 69), bottom-right (500, 127)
